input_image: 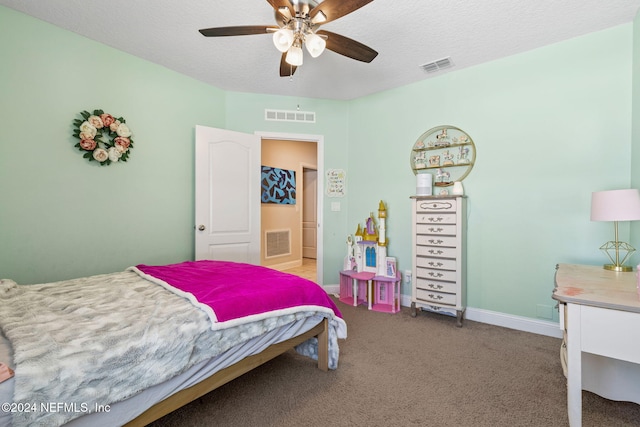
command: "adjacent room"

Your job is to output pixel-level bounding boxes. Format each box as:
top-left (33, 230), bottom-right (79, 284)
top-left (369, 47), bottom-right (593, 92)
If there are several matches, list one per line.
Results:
top-left (2, 1), bottom-right (640, 426)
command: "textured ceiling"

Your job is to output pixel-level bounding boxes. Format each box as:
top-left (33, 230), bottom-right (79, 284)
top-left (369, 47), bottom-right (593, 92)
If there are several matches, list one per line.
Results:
top-left (2, 0), bottom-right (639, 100)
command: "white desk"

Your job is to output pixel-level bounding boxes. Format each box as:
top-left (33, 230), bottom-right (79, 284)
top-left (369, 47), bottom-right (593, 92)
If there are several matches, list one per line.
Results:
top-left (553, 264), bottom-right (640, 427)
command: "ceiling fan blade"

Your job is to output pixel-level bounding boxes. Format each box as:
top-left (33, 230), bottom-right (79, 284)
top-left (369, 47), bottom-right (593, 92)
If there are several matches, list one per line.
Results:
top-left (310, 0), bottom-right (373, 24)
top-left (279, 53), bottom-right (297, 77)
top-left (199, 25), bottom-right (278, 37)
top-left (266, 0), bottom-right (293, 17)
top-left (317, 30), bottom-right (378, 63)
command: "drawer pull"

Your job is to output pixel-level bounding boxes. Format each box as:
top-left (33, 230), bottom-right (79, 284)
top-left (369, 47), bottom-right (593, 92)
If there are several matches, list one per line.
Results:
top-left (428, 272), bottom-right (444, 278)
top-left (428, 261), bottom-right (443, 267)
top-left (428, 294), bottom-right (444, 300)
top-left (428, 239), bottom-right (444, 245)
top-left (428, 227), bottom-right (444, 233)
top-left (428, 284), bottom-right (444, 290)
top-left (428, 249), bottom-right (444, 255)
top-left (428, 217), bottom-right (444, 223)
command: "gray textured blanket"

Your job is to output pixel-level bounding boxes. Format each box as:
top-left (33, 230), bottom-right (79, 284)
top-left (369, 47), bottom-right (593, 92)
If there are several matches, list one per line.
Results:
top-left (0, 271), bottom-right (340, 427)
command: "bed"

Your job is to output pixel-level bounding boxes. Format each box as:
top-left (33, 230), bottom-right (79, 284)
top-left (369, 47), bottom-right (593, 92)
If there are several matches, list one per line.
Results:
top-left (0, 260), bottom-right (346, 427)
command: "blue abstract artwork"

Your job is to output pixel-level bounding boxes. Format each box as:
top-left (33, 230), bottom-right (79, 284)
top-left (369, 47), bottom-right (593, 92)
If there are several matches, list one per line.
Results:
top-left (261, 166), bottom-right (296, 204)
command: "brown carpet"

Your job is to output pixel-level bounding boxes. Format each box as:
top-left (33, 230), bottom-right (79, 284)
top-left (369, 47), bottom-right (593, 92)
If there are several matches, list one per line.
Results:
top-left (150, 297), bottom-right (640, 426)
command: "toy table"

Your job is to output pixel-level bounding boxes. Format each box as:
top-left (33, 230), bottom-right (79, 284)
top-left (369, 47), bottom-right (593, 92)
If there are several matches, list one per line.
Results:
top-left (339, 270), bottom-right (373, 307)
top-left (339, 270), bottom-right (401, 314)
top-left (370, 272), bottom-right (402, 314)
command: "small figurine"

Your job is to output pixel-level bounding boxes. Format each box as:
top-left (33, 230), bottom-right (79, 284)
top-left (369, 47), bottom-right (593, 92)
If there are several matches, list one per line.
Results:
top-left (457, 146), bottom-right (470, 164)
top-left (442, 150), bottom-right (454, 166)
top-left (413, 151), bottom-right (426, 169)
top-left (435, 168), bottom-right (451, 185)
top-left (428, 155), bottom-right (440, 167)
top-left (434, 128), bottom-right (450, 147)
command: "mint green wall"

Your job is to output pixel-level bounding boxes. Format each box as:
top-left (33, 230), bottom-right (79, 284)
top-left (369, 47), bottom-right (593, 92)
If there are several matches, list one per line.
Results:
top-left (347, 25), bottom-right (633, 320)
top-left (0, 6), bottom-right (225, 283)
top-left (1, 5), bottom-right (637, 323)
top-left (632, 12), bottom-right (640, 251)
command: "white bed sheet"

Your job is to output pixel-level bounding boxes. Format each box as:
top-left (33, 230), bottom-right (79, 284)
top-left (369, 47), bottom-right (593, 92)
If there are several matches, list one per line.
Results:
top-left (0, 315), bottom-right (323, 427)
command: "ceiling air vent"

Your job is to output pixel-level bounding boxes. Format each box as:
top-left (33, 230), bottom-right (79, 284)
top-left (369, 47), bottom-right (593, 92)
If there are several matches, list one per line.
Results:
top-left (419, 57), bottom-right (453, 74)
top-left (265, 109), bottom-right (316, 123)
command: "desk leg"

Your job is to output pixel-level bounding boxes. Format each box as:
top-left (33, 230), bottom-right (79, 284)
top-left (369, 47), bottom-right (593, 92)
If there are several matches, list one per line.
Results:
top-left (566, 303), bottom-right (582, 427)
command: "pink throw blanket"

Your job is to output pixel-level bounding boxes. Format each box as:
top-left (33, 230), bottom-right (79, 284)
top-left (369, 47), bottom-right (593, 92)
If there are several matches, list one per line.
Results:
top-left (133, 260), bottom-right (342, 326)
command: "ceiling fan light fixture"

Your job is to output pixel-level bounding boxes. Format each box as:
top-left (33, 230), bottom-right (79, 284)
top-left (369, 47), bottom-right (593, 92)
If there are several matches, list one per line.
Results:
top-left (304, 33), bottom-right (326, 58)
top-left (200, 0), bottom-right (378, 77)
top-left (273, 28), bottom-right (294, 52)
top-left (286, 44), bottom-right (304, 66)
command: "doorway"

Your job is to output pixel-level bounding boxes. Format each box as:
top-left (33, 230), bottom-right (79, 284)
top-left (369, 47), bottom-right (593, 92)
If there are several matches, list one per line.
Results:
top-left (302, 167), bottom-right (317, 259)
top-left (257, 132), bottom-right (324, 285)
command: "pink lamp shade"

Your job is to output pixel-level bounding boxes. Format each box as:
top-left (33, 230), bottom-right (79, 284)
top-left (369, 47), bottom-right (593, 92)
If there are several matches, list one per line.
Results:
top-left (590, 189), bottom-right (640, 222)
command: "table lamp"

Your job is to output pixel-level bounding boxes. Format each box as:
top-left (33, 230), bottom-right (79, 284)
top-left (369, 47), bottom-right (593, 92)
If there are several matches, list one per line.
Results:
top-left (590, 188), bottom-right (640, 272)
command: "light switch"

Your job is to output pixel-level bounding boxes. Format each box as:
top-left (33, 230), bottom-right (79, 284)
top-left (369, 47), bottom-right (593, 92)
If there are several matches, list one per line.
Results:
top-left (331, 202), bottom-right (341, 212)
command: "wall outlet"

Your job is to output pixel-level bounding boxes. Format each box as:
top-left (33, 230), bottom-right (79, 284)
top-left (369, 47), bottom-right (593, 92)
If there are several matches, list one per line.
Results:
top-left (404, 270), bottom-right (412, 284)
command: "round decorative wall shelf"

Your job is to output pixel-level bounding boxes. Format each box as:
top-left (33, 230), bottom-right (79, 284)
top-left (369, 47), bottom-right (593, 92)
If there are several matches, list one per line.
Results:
top-left (410, 125), bottom-right (476, 187)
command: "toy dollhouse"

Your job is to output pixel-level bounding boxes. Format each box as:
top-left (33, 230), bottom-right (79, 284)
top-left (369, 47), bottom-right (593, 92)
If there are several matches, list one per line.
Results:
top-left (353, 201), bottom-right (388, 274)
top-left (340, 201), bottom-right (401, 314)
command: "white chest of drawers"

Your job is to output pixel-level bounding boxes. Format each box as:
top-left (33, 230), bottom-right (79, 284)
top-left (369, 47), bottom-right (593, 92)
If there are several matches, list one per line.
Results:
top-left (410, 196), bottom-right (467, 326)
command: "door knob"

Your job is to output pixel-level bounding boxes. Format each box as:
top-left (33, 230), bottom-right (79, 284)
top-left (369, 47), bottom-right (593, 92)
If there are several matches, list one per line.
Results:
top-left (198, 225), bottom-right (206, 231)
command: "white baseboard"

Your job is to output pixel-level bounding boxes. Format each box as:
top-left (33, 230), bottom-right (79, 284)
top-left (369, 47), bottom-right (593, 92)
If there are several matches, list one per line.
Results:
top-left (464, 307), bottom-right (562, 338)
top-left (268, 260), bottom-right (303, 271)
top-left (323, 285), bottom-right (562, 339)
top-left (325, 285), bottom-right (340, 295)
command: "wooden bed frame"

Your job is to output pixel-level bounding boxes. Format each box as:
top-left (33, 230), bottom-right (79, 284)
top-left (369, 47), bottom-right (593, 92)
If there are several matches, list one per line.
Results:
top-left (123, 318), bottom-right (329, 426)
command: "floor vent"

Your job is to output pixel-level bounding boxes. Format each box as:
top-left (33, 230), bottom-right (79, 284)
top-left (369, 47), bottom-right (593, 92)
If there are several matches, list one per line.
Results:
top-left (265, 229), bottom-right (291, 258)
top-left (265, 109), bottom-right (316, 123)
top-left (419, 57), bottom-right (453, 74)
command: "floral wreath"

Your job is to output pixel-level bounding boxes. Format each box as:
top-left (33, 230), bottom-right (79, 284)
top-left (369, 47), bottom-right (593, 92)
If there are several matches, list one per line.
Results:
top-left (72, 109), bottom-right (134, 165)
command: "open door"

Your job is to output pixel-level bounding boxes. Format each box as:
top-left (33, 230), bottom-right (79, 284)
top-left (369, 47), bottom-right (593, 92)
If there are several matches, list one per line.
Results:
top-left (195, 125), bottom-right (261, 264)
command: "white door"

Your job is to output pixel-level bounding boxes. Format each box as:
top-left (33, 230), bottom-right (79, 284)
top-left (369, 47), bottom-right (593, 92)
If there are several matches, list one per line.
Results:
top-left (195, 125), bottom-right (260, 264)
top-left (302, 168), bottom-right (317, 259)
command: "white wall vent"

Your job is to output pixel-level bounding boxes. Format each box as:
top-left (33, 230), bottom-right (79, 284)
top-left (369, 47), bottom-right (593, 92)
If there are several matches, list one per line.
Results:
top-left (265, 109), bottom-right (316, 123)
top-left (265, 229), bottom-right (291, 258)
top-left (419, 57), bottom-right (453, 74)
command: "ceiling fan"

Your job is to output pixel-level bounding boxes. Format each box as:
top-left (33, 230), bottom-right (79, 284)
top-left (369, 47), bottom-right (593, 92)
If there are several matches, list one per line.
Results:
top-left (199, 0), bottom-right (378, 77)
